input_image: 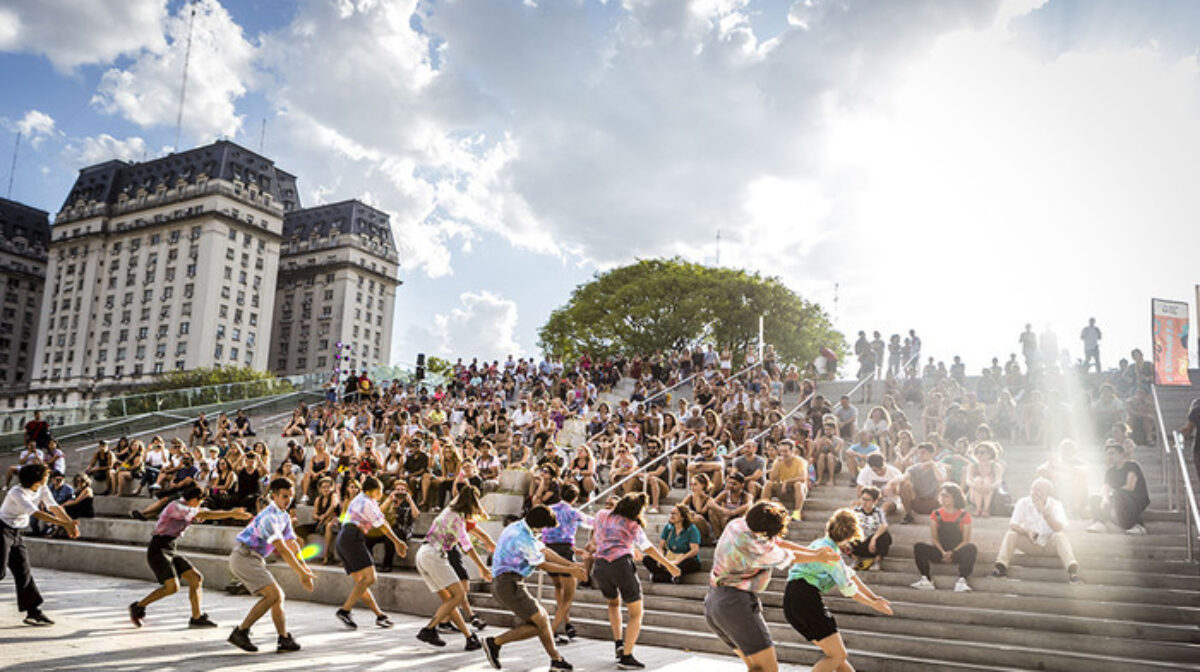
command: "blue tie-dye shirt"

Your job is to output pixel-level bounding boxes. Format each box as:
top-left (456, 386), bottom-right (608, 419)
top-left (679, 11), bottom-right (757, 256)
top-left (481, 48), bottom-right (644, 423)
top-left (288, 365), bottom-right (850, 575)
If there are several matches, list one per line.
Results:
top-left (541, 501), bottom-right (594, 546)
top-left (235, 503), bottom-right (297, 558)
top-left (492, 519), bottom-right (547, 578)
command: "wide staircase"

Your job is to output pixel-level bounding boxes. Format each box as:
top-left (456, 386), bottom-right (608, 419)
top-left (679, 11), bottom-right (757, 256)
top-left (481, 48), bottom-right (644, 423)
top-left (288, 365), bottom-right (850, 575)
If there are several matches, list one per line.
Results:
top-left (20, 376), bottom-right (1200, 671)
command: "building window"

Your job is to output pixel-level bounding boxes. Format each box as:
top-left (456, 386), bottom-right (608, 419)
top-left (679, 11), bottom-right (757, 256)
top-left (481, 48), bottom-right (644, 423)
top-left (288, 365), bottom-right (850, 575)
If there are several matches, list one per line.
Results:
top-left (179, 322), bottom-right (189, 335)
top-left (214, 344), bottom-right (223, 359)
top-left (230, 347), bottom-right (238, 361)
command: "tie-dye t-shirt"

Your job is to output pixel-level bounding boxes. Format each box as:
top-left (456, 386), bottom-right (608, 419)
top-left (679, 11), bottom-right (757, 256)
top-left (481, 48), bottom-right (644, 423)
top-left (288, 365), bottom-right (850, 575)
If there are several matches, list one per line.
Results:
top-left (708, 517), bottom-right (792, 592)
top-left (786, 536), bottom-right (858, 597)
top-left (491, 519), bottom-right (547, 577)
top-left (593, 509), bottom-right (653, 562)
top-left (426, 508), bottom-right (473, 554)
top-left (541, 502), bottom-right (594, 546)
top-left (234, 503), bottom-right (297, 558)
top-left (342, 493), bottom-right (386, 533)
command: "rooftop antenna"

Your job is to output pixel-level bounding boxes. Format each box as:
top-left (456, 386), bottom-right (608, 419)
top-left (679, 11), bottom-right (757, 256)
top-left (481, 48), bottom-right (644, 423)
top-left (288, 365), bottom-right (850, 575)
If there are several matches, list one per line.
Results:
top-left (173, 1), bottom-right (198, 153)
top-left (259, 117), bottom-right (267, 153)
top-left (5, 131), bottom-right (19, 199)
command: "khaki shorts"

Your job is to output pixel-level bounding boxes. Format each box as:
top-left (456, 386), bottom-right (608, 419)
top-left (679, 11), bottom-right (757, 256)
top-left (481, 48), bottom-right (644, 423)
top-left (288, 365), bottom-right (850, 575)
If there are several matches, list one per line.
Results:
top-left (229, 544), bottom-right (277, 595)
top-left (493, 572), bottom-right (541, 623)
top-left (415, 543), bottom-right (461, 593)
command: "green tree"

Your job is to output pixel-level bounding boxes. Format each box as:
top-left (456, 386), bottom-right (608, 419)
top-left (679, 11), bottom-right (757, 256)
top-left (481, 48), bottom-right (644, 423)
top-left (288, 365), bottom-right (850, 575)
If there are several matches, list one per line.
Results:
top-left (426, 356), bottom-right (454, 378)
top-left (538, 258), bottom-right (845, 367)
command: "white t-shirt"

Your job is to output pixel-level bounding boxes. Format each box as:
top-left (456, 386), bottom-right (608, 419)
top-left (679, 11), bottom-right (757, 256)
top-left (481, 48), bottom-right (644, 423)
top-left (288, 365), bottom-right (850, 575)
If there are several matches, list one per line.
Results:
top-left (1009, 496), bottom-right (1068, 545)
top-left (856, 464), bottom-right (902, 491)
top-left (1081, 326), bottom-right (1102, 351)
top-left (0, 485), bottom-right (57, 529)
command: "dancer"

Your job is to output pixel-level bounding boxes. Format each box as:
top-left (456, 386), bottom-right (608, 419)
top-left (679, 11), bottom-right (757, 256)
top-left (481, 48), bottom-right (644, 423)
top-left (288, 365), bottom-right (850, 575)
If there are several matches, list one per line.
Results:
top-left (129, 485), bottom-right (251, 627)
top-left (439, 506), bottom-right (496, 634)
top-left (592, 492), bottom-right (681, 670)
top-left (335, 476), bottom-right (409, 629)
top-left (541, 483), bottom-right (594, 644)
top-left (415, 485), bottom-right (491, 650)
top-left (0, 464), bottom-right (80, 626)
top-left (226, 477), bottom-right (315, 653)
top-left (704, 501), bottom-right (839, 672)
top-left (784, 508), bottom-right (893, 672)
top-left (482, 504), bottom-right (588, 671)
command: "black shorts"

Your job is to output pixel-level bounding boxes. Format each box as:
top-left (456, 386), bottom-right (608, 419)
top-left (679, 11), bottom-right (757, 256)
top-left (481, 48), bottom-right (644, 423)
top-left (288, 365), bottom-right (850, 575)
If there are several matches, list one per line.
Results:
top-left (335, 524), bottom-right (374, 574)
top-left (447, 546), bottom-right (469, 581)
top-left (147, 535), bottom-right (195, 585)
top-left (592, 555), bottom-right (641, 602)
top-left (783, 579), bottom-right (838, 642)
top-left (546, 542), bottom-right (575, 577)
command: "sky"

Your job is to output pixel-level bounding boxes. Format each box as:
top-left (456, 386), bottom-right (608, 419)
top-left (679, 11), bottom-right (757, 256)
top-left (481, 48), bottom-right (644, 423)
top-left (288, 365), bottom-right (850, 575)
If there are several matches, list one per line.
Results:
top-left (1, 0), bottom-right (1198, 373)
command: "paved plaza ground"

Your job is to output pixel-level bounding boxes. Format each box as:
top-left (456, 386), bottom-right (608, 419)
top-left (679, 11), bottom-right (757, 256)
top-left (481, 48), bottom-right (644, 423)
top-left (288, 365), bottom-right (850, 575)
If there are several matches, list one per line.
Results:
top-left (0, 569), bottom-right (766, 672)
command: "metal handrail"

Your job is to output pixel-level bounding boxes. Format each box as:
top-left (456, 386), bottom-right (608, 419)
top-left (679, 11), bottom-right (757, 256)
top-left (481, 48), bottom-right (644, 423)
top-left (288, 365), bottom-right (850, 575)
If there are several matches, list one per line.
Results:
top-left (578, 361), bottom-right (765, 509)
top-left (1151, 385), bottom-right (1176, 510)
top-left (1169, 431), bottom-right (1198, 562)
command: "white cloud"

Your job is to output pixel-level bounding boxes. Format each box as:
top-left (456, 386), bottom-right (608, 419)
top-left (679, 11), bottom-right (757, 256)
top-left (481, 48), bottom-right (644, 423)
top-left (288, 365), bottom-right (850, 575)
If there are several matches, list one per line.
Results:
top-left (62, 134), bottom-right (148, 166)
top-left (90, 0), bottom-right (255, 143)
top-left (0, 0), bottom-right (166, 72)
top-left (2, 109), bottom-right (57, 149)
top-left (411, 291), bottom-right (523, 361)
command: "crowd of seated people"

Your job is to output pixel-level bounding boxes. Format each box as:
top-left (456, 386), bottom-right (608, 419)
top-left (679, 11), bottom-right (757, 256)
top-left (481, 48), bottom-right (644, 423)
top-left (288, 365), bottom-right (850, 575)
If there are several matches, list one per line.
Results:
top-left (23, 326), bottom-right (1166, 598)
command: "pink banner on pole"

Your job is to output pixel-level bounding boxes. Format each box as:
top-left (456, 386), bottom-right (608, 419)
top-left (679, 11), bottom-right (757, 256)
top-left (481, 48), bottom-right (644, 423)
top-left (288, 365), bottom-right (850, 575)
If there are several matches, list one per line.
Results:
top-left (1152, 298), bottom-right (1189, 386)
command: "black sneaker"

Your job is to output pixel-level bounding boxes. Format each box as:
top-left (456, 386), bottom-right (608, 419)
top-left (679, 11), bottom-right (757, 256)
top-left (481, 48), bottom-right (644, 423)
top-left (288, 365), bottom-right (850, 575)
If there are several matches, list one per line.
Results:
top-left (551, 658), bottom-right (574, 671)
top-left (555, 632), bottom-right (570, 645)
top-left (129, 602), bottom-right (146, 627)
top-left (189, 613), bottom-right (218, 628)
top-left (614, 639), bottom-right (624, 661)
top-left (437, 621), bottom-right (458, 633)
top-left (23, 610), bottom-right (53, 627)
top-left (130, 510), bottom-right (146, 521)
top-left (484, 636), bottom-right (502, 669)
top-left (228, 626), bottom-right (258, 652)
top-left (901, 513), bottom-right (914, 525)
top-left (336, 608), bottom-right (357, 629)
top-left (376, 614), bottom-right (394, 629)
top-left (277, 633), bottom-right (301, 653)
top-left (990, 564), bottom-right (1007, 578)
top-left (617, 654), bottom-right (646, 670)
top-left (471, 614), bottom-right (488, 630)
top-left (224, 581), bottom-right (250, 596)
top-left (417, 626), bottom-right (447, 647)
top-left (465, 633), bottom-right (482, 651)
top-left (564, 621), bottom-right (577, 639)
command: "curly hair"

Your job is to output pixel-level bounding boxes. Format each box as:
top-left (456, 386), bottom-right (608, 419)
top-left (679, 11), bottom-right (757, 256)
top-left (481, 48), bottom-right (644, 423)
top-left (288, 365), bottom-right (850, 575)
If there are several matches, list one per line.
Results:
top-left (826, 508), bottom-right (865, 544)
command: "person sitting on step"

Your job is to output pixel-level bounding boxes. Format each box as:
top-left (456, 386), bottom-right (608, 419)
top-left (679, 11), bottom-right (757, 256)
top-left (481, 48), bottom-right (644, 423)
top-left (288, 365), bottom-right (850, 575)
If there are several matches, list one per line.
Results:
top-left (990, 478), bottom-right (1082, 584)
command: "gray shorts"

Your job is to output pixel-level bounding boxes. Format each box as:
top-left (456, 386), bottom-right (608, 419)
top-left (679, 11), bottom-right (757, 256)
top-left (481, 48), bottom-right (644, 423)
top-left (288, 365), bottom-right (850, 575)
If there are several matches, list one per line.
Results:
top-left (229, 544), bottom-right (277, 595)
top-left (592, 555), bottom-right (642, 603)
top-left (704, 585), bottom-right (773, 657)
top-left (492, 572), bottom-right (541, 623)
top-left (415, 543), bottom-right (461, 593)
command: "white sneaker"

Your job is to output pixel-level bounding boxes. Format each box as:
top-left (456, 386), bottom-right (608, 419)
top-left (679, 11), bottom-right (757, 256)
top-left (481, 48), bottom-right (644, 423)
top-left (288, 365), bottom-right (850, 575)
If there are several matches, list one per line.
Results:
top-left (1125, 524), bottom-right (1147, 536)
top-left (869, 560), bottom-right (882, 572)
top-left (954, 577), bottom-right (972, 593)
top-left (911, 576), bottom-right (935, 590)
top-left (1085, 521), bottom-right (1106, 533)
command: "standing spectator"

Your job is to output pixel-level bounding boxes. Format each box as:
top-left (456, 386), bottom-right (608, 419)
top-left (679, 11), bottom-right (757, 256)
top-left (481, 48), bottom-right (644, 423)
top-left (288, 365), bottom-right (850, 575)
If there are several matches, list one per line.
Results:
top-left (1018, 324), bottom-right (1038, 369)
top-left (24, 411), bottom-right (51, 452)
top-left (1087, 442), bottom-right (1149, 535)
top-left (887, 335), bottom-right (903, 378)
top-left (1176, 397), bottom-right (1200, 484)
top-left (870, 332), bottom-right (886, 379)
top-left (991, 478), bottom-right (1081, 584)
top-left (1080, 318), bottom-right (1102, 373)
top-left (908, 329), bottom-right (922, 365)
top-left (911, 483), bottom-right (977, 592)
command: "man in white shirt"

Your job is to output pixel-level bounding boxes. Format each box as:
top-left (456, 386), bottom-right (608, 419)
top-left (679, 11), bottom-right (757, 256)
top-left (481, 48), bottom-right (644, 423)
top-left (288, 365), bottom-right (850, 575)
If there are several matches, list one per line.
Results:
top-left (511, 400), bottom-right (535, 430)
top-left (1080, 318), bottom-right (1102, 373)
top-left (1, 464), bottom-right (81, 625)
top-left (855, 454), bottom-right (903, 515)
top-left (990, 478), bottom-right (1081, 583)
